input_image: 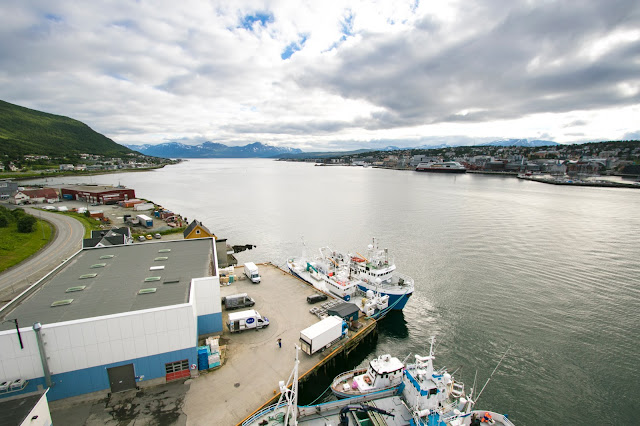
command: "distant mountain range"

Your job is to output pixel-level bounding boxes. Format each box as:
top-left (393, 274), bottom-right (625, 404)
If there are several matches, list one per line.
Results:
top-left (413, 139), bottom-right (559, 149)
top-left (125, 141), bottom-right (303, 158)
top-left (481, 139), bottom-right (559, 147)
top-left (129, 139), bottom-right (562, 159)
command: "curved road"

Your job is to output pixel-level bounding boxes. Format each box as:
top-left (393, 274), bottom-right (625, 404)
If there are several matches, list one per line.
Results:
top-left (0, 207), bottom-right (84, 304)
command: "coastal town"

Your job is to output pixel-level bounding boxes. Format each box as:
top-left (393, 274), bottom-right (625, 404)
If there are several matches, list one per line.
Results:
top-left (0, 152), bottom-right (178, 178)
top-left (304, 140), bottom-right (640, 178)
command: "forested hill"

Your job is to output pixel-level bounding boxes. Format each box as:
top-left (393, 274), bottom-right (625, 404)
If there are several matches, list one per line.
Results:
top-left (0, 100), bottom-right (134, 157)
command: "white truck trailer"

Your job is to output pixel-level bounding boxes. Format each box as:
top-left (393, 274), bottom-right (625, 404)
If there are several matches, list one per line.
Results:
top-left (227, 309), bottom-right (269, 333)
top-left (299, 316), bottom-right (347, 355)
top-left (244, 262), bottom-right (261, 283)
top-left (136, 214), bottom-right (153, 228)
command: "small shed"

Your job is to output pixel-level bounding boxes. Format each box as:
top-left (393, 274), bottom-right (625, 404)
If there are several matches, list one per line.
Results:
top-left (328, 302), bottom-right (360, 322)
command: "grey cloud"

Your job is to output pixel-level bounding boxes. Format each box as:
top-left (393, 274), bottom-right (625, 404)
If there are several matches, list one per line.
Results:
top-left (295, 0), bottom-right (640, 130)
top-left (564, 120), bottom-right (588, 128)
top-left (225, 118), bottom-right (367, 135)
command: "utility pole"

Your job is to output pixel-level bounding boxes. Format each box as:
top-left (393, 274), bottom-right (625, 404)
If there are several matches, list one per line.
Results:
top-left (39, 210), bottom-right (45, 239)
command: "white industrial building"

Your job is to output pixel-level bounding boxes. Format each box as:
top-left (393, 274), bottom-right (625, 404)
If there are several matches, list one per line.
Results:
top-left (0, 237), bottom-right (222, 401)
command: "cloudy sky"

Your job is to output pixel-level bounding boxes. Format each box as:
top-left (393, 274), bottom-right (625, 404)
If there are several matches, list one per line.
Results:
top-left (1, 0), bottom-right (639, 151)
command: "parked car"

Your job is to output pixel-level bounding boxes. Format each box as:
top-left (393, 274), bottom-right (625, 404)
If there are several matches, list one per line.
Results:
top-left (137, 235), bottom-right (145, 242)
top-left (145, 234), bottom-right (153, 240)
top-left (154, 233), bottom-right (162, 239)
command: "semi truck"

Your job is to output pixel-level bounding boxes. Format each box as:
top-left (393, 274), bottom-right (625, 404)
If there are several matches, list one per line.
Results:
top-left (299, 316), bottom-right (348, 355)
top-left (227, 309), bottom-right (269, 333)
top-left (136, 214), bottom-right (153, 228)
top-left (222, 293), bottom-right (255, 310)
top-left (244, 262), bottom-right (261, 283)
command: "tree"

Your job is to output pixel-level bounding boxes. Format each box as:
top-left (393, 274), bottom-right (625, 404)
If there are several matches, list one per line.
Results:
top-left (0, 214), bottom-right (8, 228)
top-left (17, 215), bottom-right (36, 233)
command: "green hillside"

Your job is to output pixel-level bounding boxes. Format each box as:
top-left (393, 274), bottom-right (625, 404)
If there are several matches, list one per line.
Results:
top-left (0, 99), bottom-right (134, 157)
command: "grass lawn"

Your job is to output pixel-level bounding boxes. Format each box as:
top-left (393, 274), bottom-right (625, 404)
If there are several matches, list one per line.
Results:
top-left (0, 219), bottom-right (52, 273)
top-left (48, 211), bottom-right (103, 238)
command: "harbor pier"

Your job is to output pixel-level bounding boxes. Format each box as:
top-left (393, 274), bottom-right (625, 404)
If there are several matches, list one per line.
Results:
top-left (183, 262), bottom-right (378, 426)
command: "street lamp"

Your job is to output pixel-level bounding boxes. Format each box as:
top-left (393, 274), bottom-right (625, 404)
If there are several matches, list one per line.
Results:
top-left (2, 318), bottom-right (23, 349)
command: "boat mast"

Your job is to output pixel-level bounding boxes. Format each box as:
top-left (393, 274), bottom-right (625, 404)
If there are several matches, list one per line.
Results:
top-left (277, 345), bottom-right (300, 425)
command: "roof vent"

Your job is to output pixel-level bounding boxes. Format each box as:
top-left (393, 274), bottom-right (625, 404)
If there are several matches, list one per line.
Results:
top-left (150, 266), bottom-right (165, 271)
top-left (138, 288), bottom-right (157, 294)
top-left (65, 286), bottom-right (86, 293)
top-left (51, 299), bottom-right (74, 307)
top-left (79, 273), bottom-right (98, 279)
top-left (154, 256), bottom-right (168, 261)
top-left (158, 249), bottom-right (171, 253)
top-left (90, 263), bottom-right (107, 268)
top-left (163, 279), bottom-right (180, 284)
top-left (144, 277), bottom-right (161, 282)
top-left (100, 254), bottom-right (115, 259)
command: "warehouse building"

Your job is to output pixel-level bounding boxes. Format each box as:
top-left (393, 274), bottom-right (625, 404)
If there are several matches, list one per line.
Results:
top-left (0, 237), bottom-right (222, 401)
top-left (60, 185), bottom-right (135, 204)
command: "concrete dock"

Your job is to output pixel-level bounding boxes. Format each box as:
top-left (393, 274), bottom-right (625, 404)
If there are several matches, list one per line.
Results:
top-left (49, 263), bottom-right (377, 425)
top-left (183, 263), bottom-right (376, 426)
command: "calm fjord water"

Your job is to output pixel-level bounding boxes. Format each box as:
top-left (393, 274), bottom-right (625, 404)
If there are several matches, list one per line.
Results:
top-left (36, 159), bottom-right (640, 424)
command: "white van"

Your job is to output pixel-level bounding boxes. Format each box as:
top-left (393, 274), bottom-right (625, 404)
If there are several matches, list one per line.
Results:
top-left (227, 309), bottom-right (269, 332)
top-left (244, 262), bottom-right (261, 283)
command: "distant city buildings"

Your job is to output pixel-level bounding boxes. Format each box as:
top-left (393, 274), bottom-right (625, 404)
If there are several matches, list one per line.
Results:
top-left (332, 141), bottom-right (640, 176)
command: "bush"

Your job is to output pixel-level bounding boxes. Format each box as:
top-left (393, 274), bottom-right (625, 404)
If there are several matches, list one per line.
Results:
top-left (11, 208), bottom-right (25, 219)
top-left (17, 215), bottom-right (37, 233)
top-left (0, 214), bottom-right (8, 228)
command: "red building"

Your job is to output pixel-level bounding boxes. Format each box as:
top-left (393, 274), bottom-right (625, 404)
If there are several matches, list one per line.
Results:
top-left (60, 185), bottom-right (135, 204)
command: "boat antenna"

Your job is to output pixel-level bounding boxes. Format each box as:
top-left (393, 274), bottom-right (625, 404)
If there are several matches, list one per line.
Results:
top-left (474, 346), bottom-right (511, 404)
top-left (402, 352), bottom-right (413, 365)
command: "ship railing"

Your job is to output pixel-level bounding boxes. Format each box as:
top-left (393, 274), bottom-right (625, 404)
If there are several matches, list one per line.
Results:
top-left (298, 387), bottom-right (399, 417)
top-left (331, 367), bottom-right (367, 388)
top-left (241, 402), bottom-right (289, 426)
top-left (361, 272), bottom-right (414, 290)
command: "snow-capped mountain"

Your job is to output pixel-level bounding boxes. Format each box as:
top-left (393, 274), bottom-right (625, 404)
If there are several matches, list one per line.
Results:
top-left (125, 141), bottom-right (303, 158)
top-left (483, 139), bottom-right (559, 147)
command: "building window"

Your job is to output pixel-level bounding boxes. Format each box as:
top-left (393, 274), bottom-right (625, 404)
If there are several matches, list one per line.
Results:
top-left (165, 360), bottom-right (189, 374)
top-left (196, 229), bottom-right (200, 234)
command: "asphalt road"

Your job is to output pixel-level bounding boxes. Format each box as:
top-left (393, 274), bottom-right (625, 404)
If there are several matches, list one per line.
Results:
top-left (0, 206), bottom-right (84, 305)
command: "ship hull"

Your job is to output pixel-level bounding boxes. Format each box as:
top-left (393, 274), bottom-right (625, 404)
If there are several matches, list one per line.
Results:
top-left (415, 167), bottom-right (467, 173)
top-left (357, 284), bottom-right (412, 310)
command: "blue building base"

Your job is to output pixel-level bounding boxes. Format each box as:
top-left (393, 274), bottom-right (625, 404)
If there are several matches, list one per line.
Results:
top-left (197, 312), bottom-right (223, 335)
top-left (0, 347), bottom-right (197, 401)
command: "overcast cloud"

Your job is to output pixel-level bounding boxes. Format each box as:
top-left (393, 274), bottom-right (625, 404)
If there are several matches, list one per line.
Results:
top-left (0, 0), bottom-right (638, 150)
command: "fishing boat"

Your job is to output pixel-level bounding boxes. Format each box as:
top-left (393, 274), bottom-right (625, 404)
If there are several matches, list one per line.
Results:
top-left (348, 238), bottom-right (414, 310)
top-left (330, 353), bottom-right (405, 398)
top-left (416, 161), bottom-right (467, 173)
top-left (287, 247), bottom-right (359, 302)
top-left (242, 338), bottom-right (515, 426)
top-left (287, 238), bottom-right (414, 312)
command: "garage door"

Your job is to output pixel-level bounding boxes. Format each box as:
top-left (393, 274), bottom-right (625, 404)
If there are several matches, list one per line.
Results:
top-left (107, 364), bottom-right (136, 393)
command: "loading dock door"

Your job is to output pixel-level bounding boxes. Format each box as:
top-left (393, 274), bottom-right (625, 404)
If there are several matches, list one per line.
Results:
top-left (107, 364), bottom-right (136, 393)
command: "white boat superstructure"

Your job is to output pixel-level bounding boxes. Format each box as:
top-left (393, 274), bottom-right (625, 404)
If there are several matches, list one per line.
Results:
top-left (416, 161), bottom-right (467, 173)
top-left (287, 246), bottom-right (359, 301)
top-left (288, 238), bottom-right (414, 313)
top-left (243, 338), bottom-right (516, 426)
top-left (331, 353), bottom-right (404, 398)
